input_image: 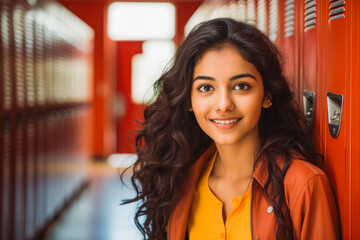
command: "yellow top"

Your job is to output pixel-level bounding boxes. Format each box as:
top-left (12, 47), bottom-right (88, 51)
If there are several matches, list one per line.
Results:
top-left (188, 152), bottom-right (252, 240)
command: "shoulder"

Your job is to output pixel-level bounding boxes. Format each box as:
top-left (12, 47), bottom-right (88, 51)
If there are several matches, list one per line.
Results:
top-left (285, 158), bottom-right (326, 184)
top-left (284, 158), bottom-right (332, 208)
top-left (284, 159), bottom-right (339, 239)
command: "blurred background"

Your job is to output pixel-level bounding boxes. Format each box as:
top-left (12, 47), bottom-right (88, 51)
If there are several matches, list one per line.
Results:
top-left (0, 0), bottom-right (359, 239)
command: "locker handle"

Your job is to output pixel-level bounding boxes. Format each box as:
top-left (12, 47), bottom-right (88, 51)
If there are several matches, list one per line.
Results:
top-left (327, 91), bottom-right (343, 138)
top-left (303, 91), bottom-right (315, 129)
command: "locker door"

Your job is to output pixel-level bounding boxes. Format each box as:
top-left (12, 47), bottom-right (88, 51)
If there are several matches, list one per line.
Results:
top-left (257, 0), bottom-right (268, 34)
top-left (246, 0), bottom-right (257, 25)
top-left (350, 1), bottom-right (360, 238)
top-left (1, 1), bottom-right (15, 239)
top-left (25, 116), bottom-right (36, 239)
top-left (35, 113), bottom-right (46, 232)
top-left (0, 2), bottom-right (3, 236)
top-left (324, 0), bottom-right (349, 238)
top-left (13, 3), bottom-right (26, 239)
top-left (269, 0), bottom-right (285, 48)
top-left (1, 118), bottom-right (12, 240)
top-left (14, 114), bottom-right (25, 240)
top-left (301, 0), bottom-right (325, 144)
top-left (24, 8), bottom-right (37, 239)
top-left (1, 1), bottom-right (12, 112)
top-left (0, 6), bottom-right (2, 237)
top-left (34, 8), bottom-right (47, 232)
top-left (282, 0), bottom-right (301, 102)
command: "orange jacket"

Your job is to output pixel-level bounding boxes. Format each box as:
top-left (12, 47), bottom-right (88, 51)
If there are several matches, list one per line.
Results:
top-left (167, 144), bottom-right (339, 240)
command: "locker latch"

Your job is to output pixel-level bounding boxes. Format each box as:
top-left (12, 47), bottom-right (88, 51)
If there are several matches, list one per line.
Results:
top-left (303, 91), bottom-right (315, 129)
top-left (327, 92), bottom-right (344, 138)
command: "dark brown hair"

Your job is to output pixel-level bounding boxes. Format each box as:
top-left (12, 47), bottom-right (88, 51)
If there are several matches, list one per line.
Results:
top-left (123, 18), bottom-right (321, 240)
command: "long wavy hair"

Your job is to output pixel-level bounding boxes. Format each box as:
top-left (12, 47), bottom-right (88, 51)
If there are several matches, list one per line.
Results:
top-left (123, 18), bottom-right (322, 240)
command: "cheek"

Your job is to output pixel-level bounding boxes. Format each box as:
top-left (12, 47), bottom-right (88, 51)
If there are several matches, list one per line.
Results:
top-left (191, 95), bottom-right (211, 128)
top-left (236, 94), bottom-right (264, 118)
top-left (190, 90), bottom-right (208, 112)
top-left (191, 103), bottom-right (207, 122)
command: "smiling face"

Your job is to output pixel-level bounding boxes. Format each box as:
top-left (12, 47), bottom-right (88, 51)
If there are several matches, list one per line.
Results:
top-left (191, 45), bottom-right (271, 147)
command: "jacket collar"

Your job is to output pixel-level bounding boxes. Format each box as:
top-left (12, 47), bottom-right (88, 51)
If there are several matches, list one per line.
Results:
top-left (183, 142), bottom-right (270, 187)
top-left (167, 143), bottom-right (270, 239)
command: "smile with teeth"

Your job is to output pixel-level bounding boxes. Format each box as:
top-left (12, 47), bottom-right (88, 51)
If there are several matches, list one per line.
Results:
top-left (211, 119), bottom-right (240, 124)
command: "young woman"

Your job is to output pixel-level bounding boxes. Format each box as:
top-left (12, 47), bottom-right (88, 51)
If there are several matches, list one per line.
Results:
top-left (124, 18), bottom-right (339, 240)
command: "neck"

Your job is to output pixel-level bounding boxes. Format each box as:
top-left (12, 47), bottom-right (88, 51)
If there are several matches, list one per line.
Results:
top-left (213, 133), bottom-right (260, 182)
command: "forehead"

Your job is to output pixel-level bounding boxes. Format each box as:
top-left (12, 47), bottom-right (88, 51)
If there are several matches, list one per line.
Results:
top-left (194, 46), bottom-right (261, 80)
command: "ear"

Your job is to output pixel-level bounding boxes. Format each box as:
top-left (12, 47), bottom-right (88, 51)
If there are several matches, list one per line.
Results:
top-left (262, 94), bottom-right (272, 108)
top-left (189, 107), bottom-right (193, 112)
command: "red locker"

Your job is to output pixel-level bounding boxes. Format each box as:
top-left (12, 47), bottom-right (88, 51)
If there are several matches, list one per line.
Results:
top-left (25, 116), bottom-right (36, 239)
top-left (1, 1), bottom-right (13, 113)
top-left (35, 114), bottom-right (46, 233)
top-left (301, 0), bottom-right (326, 147)
top-left (24, 3), bottom-right (37, 239)
top-left (33, 7), bottom-right (46, 233)
top-left (13, 2), bottom-right (27, 239)
top-left (1, 1), bottom-right (15, 239)
top-left (257, 0), bottom-right (268, 34)
top-left (1, 118), bottom-right (12, 240)
top-left (282, 0), bottom-right (301, 101)
top-left (34, 8), bottom-right (45, 107)
top-left (246, 0), bottom-right (257, 25)
top-left (24, 6), bottom-right (36, 109)
top-left (349, 1), bottom-right (360, 238)
top-left (14, 115), bottom-right (25, 240)
top-left (269, 0), bottom-right (285, 48)
top-left (1, 1), bottom-right (93, 238)
top-left (323, 0), bottom-right (349, 238)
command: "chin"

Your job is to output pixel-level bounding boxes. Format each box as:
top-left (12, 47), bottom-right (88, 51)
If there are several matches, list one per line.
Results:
top-left (212, 138), bottom-right (240, 146)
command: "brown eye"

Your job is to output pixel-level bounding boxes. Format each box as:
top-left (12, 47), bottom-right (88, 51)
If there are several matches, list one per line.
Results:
top-left (234, 83), bottom-right (250, 91)
top-left (198, 84), bottom-right (214, 92)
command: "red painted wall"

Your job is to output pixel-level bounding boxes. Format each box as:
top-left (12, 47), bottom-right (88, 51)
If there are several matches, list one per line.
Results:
top-left (116, 42), bottom-right (144, 153)
top-left (174, 1), bottom-right (202, 45)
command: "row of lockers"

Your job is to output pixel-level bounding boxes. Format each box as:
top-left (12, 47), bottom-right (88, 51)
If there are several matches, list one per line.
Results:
top-left (0, 0), bottom-right (93, 239)
top-left (1, 0), bottom-right (93, 111)
top-left (1, 107), bottom-right (91, 240)
top-left (187, 0), bottom-right (360, 239)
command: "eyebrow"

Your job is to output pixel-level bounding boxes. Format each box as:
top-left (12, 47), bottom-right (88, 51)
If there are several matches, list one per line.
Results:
top-left (193, 73), bottom-right (257, 82)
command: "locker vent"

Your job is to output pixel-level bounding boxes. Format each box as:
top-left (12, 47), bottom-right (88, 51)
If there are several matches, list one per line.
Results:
top-left (1, 5), bottom-right (12, 110)
top-left (35, 11), bottom-right (46, 105)
top-left (14, 8), bottom-right (26, 107)
top-left (328, 0), bottom-right (345, 22)
top-left (284, 0), bottom-right (294, 37)
top-left (304, 0), bottom-right (316, 32)
top-left (257, 0), bottom-right (267, 34)
top-left (44, 21), bottom-right (54, 104)
top-left (269, 0), bottom-right (278, 42)
top-left (25, 11), bottom-right (36, 107)
top-left (246, 0), bottom-right (256, 25)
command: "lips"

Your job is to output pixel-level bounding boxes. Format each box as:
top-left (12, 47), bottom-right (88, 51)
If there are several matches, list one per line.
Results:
top-left (210, 118), bottom-right (241, 130)
top-left (211, 119), bottom-right (239, 124)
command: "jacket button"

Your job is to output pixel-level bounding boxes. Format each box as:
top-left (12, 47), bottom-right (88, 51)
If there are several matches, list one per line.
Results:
top-left (267, 206), bottom-right (274, 214)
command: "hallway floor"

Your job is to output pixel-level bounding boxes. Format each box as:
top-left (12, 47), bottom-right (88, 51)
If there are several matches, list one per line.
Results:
top-left (44, 160), bottom-right (142, 240)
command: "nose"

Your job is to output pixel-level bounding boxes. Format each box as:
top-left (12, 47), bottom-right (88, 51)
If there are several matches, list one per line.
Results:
top-left (215, 89), bottom-right (235, 112)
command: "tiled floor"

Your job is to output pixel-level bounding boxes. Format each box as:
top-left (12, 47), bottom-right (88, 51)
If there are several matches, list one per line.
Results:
top-left (44, 161), bottom-right (142, 240)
